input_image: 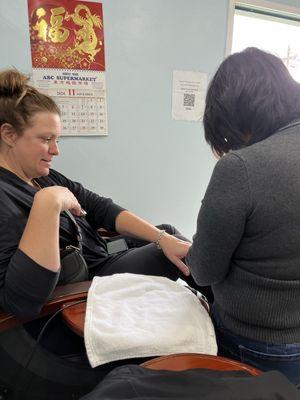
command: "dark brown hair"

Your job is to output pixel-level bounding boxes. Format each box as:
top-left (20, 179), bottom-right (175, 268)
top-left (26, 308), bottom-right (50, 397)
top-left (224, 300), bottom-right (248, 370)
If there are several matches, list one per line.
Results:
top-left (204, 47), bottom-right (300, 156)
top-left (0, 69), bottom-right (60, 134)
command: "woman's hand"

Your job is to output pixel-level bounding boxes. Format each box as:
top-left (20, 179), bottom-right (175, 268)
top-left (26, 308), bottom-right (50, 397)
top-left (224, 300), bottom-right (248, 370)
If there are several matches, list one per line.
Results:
top-left (115, 211), bottom-right (191, 276)
top-left (19, 185), bottom-right (82, 272)
top-left (158, 234), bottom-right (191, 276)
top-left (35, 186), bottom-right (82, 216)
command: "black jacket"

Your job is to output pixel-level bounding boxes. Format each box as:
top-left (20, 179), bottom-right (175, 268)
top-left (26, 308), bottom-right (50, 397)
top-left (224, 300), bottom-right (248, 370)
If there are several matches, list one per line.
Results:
top-left (0, 167), bottom-right (124, 317)
top-left (80, 365), bottom-right (300, 400)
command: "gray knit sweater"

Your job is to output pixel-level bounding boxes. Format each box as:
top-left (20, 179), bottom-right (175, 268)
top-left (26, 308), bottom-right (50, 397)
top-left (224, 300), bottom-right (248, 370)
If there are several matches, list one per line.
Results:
top-left (186, 122), bottom-right (300, 344)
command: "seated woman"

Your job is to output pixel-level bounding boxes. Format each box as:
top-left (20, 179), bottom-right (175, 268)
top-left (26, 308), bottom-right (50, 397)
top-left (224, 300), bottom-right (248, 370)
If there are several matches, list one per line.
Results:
top-left (0, 69), bottom-right (201, 398)
top-left (186, 47), bottom-right (300, 387)
top-left (0, 68), bottom-right (191, 320)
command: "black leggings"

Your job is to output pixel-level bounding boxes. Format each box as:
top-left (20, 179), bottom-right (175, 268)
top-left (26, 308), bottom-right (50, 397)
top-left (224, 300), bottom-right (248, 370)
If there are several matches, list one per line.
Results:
top-left (93, 224), bottom-right (213, 303)
top-left (93, 224), bottom-right (185, 281)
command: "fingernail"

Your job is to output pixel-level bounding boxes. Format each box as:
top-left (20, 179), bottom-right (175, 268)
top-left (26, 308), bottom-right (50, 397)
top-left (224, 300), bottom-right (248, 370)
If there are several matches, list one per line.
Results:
top-left (80, 209), bottom-right (87, 218)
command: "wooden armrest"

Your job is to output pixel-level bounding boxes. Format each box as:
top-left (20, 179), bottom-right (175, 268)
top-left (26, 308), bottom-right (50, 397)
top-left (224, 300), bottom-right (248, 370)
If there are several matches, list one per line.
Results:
top-left (0, 281), bottom-right (91, 333)
top-left (141, 353), bottom-right (261, 375)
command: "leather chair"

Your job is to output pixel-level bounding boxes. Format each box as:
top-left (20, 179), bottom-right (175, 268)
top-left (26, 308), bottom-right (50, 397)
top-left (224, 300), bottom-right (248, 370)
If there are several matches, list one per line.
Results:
top-left (0, 282), bottom-right (262, 400)
top-left (0, 230), bottom-right (124, 400)
top-left (0, 282), bottom-right (115, 400)
top-left (0, 229), bottom-right (259, 399)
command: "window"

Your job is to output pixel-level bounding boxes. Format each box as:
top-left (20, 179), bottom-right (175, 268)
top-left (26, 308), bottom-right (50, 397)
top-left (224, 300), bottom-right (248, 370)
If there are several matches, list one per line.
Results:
top-left (229, 1), bottom-right (300, 82)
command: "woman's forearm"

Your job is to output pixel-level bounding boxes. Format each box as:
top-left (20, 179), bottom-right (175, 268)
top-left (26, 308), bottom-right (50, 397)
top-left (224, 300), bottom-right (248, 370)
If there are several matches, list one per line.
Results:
top-left (18, 185), bottom-right (82, 272)
top-left (18, 191), bottom-right (61, 272)
top-left (115, 210), bottom-right (162, 242)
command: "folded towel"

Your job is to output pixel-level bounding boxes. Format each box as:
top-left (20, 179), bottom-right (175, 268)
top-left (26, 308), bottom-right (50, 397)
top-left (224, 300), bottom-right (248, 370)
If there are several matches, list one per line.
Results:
top-left (84, 273), bottom-right (217, 367)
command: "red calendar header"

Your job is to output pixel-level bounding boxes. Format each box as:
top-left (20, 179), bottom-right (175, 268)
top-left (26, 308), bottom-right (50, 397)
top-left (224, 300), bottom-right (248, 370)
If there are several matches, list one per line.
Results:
top-left (28, 0), bottom-right (105, 71)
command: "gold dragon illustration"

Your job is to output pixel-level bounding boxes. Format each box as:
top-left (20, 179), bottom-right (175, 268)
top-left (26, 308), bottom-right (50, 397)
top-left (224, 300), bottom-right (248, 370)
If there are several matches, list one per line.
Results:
top-left (65, 4), bottom-right (102, 62)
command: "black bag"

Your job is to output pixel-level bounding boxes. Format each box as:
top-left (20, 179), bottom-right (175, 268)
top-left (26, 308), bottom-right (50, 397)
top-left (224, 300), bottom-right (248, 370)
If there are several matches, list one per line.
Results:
top-left (59, 211), bottom-right (89, 284)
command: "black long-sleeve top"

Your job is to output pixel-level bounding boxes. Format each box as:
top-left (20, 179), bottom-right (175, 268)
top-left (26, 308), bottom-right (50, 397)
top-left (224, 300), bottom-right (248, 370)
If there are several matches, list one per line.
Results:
top-left (0, 168), bottom-right (124, 317)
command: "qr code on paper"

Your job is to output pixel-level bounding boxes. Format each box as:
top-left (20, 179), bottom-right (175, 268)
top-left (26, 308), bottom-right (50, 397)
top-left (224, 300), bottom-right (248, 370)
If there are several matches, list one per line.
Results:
top-left (183, 93), bottom-right (195, 108)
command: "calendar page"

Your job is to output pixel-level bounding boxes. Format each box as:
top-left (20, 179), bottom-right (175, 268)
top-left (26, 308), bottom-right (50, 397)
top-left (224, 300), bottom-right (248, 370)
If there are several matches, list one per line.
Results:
top-left (32, 68), bottom-right (108, 136)
top-left (28, 0), bottom-right (107, 136)
top-left (59, 96), bottom-right (106, 136)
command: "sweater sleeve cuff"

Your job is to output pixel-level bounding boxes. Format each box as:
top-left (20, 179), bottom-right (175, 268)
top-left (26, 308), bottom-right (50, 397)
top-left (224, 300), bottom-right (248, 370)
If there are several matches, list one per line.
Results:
top-left (3, 249), bottom-right (59, 317)
top-left (103, 204), bottom-right (126, 232)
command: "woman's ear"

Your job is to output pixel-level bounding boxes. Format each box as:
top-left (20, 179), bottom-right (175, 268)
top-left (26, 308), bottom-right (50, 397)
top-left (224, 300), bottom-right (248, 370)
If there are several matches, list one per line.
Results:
top-left (0, 123), bottom-right (18, 147)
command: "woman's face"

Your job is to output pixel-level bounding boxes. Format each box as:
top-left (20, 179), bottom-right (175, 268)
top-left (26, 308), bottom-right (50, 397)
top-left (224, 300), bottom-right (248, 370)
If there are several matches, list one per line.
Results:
top-left (9, 111), bottom-right (61, 180)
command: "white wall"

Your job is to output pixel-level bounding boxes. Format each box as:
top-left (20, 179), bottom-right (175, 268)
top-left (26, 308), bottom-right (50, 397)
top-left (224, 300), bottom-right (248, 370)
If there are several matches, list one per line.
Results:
top-left (0, 0), bottom-right (297, 238)
top-left (272, 0), bottom-right (300, 6)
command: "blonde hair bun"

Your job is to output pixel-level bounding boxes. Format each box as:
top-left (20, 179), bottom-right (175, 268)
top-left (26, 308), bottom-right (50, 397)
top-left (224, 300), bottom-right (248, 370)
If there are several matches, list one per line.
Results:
top-left (0, 68), bottom-right (60, 132)
top-left (0, 69), bottom-right (30, 98)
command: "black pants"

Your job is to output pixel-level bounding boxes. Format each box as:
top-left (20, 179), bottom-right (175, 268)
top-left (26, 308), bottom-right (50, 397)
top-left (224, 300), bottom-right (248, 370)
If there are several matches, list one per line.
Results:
top-left (93, 224), bottom-right (184, 280)
top-left (93, 224), bottom-right (213, 302)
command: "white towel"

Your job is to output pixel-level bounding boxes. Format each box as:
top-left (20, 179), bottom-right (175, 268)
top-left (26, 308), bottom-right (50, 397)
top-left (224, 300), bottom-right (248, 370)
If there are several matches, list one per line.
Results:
top-left (84, 273), bottom-right (217, 368)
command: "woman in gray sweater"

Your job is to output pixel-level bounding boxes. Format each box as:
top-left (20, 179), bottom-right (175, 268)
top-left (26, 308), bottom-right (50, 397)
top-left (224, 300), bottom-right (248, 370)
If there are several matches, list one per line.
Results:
top-left (186, 47), bottom-right (300, 387)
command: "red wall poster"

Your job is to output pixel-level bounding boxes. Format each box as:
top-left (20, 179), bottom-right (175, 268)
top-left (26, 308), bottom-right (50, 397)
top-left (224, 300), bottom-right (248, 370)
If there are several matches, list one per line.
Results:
top-left (28, 0), bottom-right (105, 71)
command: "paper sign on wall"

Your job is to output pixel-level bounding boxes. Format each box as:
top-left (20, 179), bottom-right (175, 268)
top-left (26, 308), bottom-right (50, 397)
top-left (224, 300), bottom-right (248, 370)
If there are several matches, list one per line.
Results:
top-left (172, 70), bottom-right (207, 122)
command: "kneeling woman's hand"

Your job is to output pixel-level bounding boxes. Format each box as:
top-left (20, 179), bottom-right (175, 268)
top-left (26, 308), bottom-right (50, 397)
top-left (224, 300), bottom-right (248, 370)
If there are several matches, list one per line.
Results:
top-left (158, 234), bottom-right (191, 276)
